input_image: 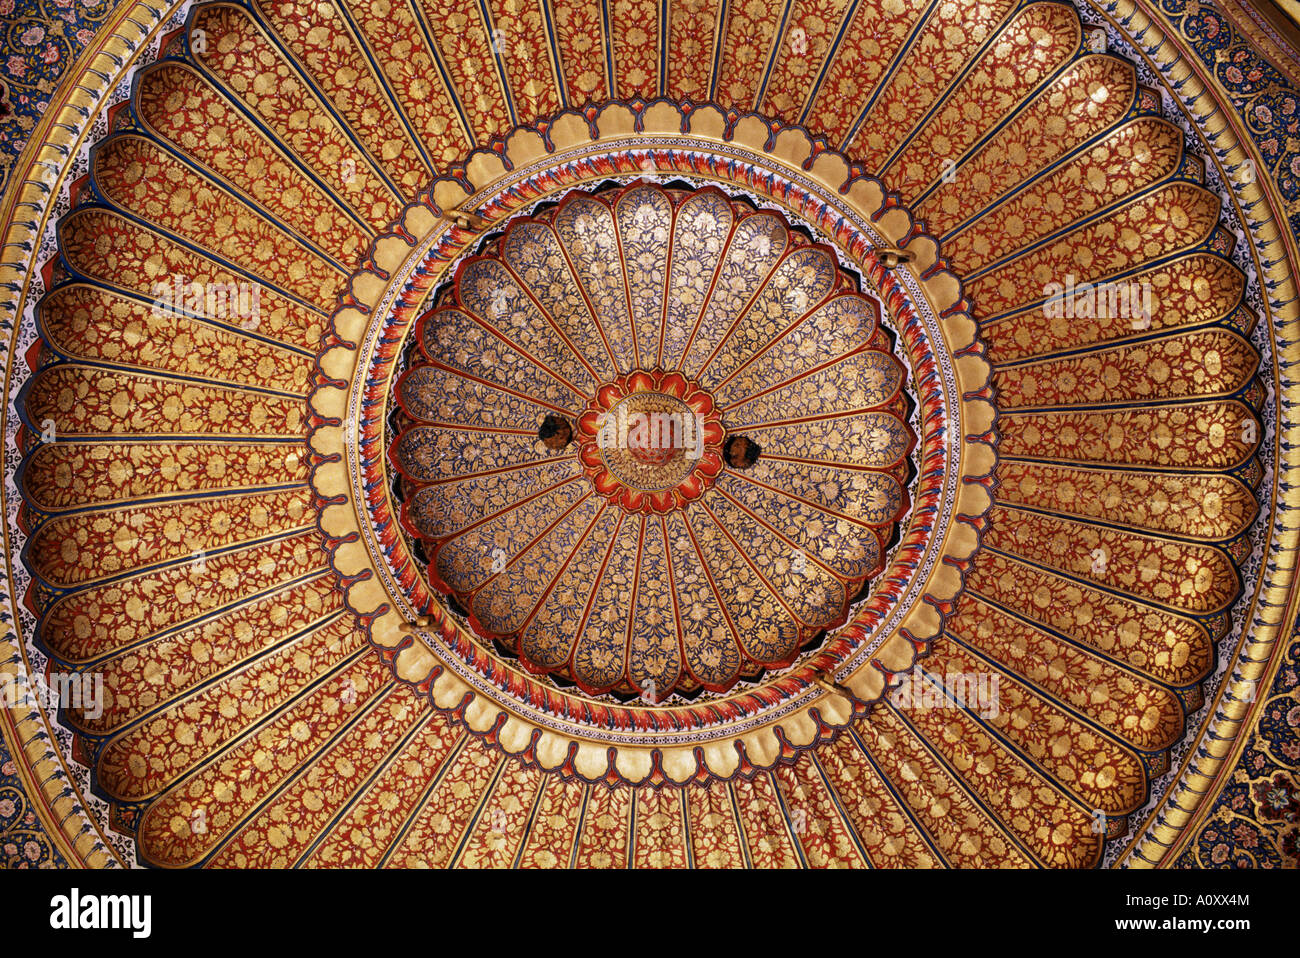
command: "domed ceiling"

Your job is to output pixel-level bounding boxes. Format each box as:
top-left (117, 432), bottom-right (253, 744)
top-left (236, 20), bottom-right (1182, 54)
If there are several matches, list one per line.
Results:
top-left (0, 0), bottom-right (1298, 869)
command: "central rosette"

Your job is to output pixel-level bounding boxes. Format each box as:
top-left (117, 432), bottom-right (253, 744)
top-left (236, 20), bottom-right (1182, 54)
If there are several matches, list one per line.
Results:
top-left (578, 370), bottom-right (724, 513)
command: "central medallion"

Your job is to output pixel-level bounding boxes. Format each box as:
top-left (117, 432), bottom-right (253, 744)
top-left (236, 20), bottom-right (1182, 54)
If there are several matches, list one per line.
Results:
top-left (578, 370), bottom-right (724, 513)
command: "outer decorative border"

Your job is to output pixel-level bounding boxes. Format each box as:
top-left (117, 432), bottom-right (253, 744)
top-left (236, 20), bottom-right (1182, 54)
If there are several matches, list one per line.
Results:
top-left (306, 100), bottom-right (997, 785)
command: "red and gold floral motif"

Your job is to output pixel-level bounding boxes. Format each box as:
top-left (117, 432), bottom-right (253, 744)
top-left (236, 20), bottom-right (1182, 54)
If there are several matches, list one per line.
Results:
top-left (24, 366), bottom-right (305, 439)
top-left (191, 4), bottom-right (404, 225)
top-left (576, 369), bottom-right (725, 513)
top-left (982, 254), bottom-right (1244, 357)
top-left (948, 596), bottom-right (1184, 752)
top-left (41, 530), bottom-right (326, 662)
top-left (206, 680), bottom-right (429, 867)
top-left (758, 0), bottom-right (853, 120)
top-left (883, 2), bottom-right (1081, 201)
top-left (994, 328), bottom-right (1257, 409)
top-left (773, 759), bottom-right (867, 867)
top-left (384, 736), bottom-right (504, 867)
top-left (916, 55), bottom-right (1138, 232)
top-left (39, 285), bottom-right (310, 396)
top-left (59, 209), bottom-right (327, 351)
top-left (733, 772), bottom-right (804, 868)
top-left (456, 760), bottom-right (547, 868)
top-left (846, 0), bottom-right (1018, 162)
top-left (685, 783), bottom-right (747, 868)
top-left (71, 576), bottom-right (341, 736)
top-left (514, 777), bottom-right (588, 869)
top-left (95, 615), bottom-right (363, 800)
top-left (666, 0), bottom-right (718, 101)
top-left (94, 135), bottom-right (347, 302)
top-left (814, 737), bottom-right (938, 867)
top-left (886, 697), bottom-right (1102, 868)
top-left (944, 118), bottom-right (1185, 275)
top-left (631, 788), bottom-right (690, 869)
top-left (338, 0), bottom-right (475, 164)
top-left (999, 401), bottom-right (1257, 470)
top-left (300, 717), bottom-right (468, 868)
top-left (966, 550), bottom-right (1213, 687)
top-left (8, 0), bottom-right (1274, 871)
top-left (27, 487), bottom-right (313, 587)
top-left (715, 0), bottom-right (786, 107)
top-left (22, 442), bottom-right (307, 513)
top-left (550, 0), bottom-right (609, 102)
top-left (571, 783), bottom-right (634, 868)
top-left (984, 506), bottom-right (1239, 615)
top-left (920, 638), bottom-right (1148, 814)
top-left (254, 0), bottom-right (434, 193)
top-left (490, 0), bottom-right (564, 121)
top-left (610, 0), bottom-right (660, 98)
top-left (137, 62), bottom-right (372, 266)
top-left (408, 0), bottom-right (513, 141)
top-left (994, 461), bottom-right (1256, 542)
top-left (966, 182), bottom-right (1221, 318)
top-left (802, 0), bottom-right (930, 144)
top-left (850, 717), bottom-right (1031, 867)
top-left (133, 655), bottom-right (395, 867)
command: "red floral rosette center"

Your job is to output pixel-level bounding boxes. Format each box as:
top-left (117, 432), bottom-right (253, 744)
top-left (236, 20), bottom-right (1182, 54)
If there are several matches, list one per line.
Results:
top-left (577, 370), bottom-right (725, 514)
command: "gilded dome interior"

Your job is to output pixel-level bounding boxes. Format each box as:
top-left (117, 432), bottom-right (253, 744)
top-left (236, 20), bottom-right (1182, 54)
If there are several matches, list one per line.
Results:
top-left (0, 0), bottom-right (1297, 872)
top-left (390, 181), bottom-right (916, 701)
